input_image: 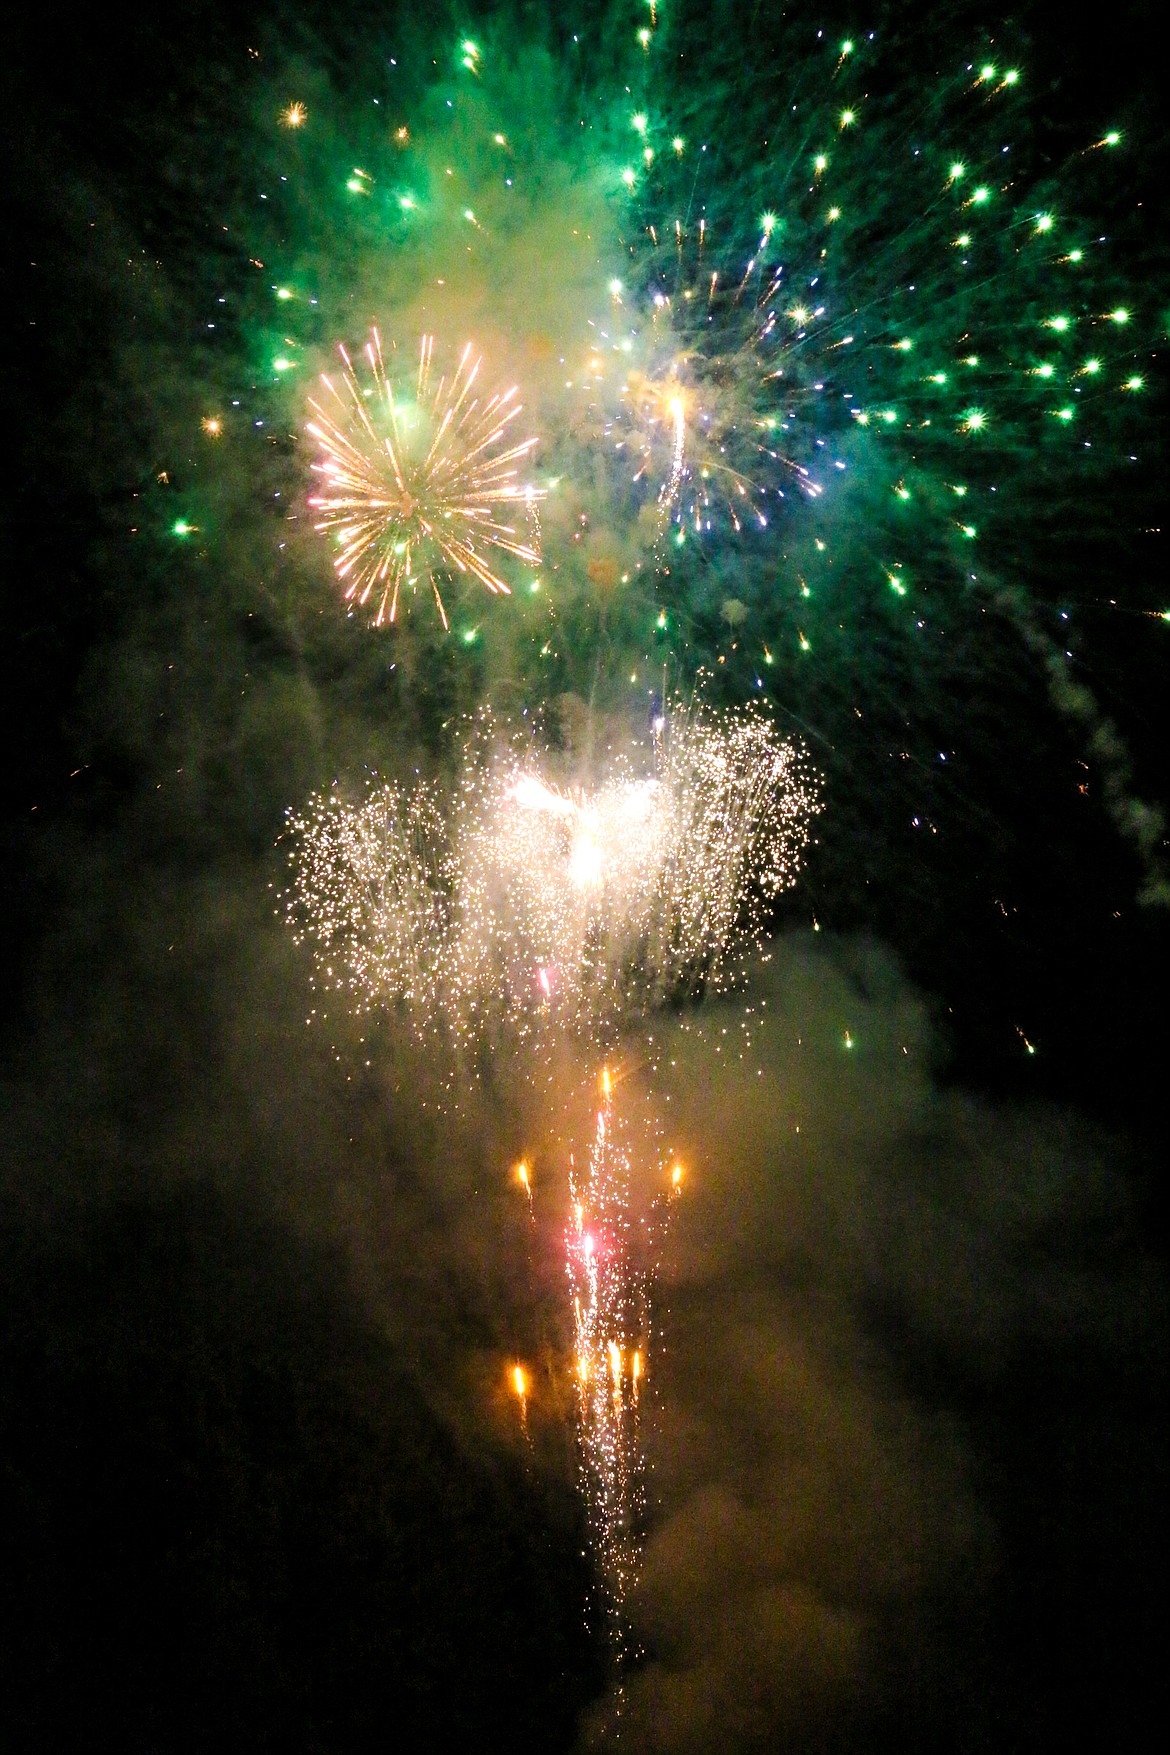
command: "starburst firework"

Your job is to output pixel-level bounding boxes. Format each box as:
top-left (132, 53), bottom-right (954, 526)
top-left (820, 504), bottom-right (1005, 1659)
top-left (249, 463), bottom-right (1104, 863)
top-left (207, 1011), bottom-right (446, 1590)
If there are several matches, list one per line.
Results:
top-left (307, 330), bottom-right (544, 628)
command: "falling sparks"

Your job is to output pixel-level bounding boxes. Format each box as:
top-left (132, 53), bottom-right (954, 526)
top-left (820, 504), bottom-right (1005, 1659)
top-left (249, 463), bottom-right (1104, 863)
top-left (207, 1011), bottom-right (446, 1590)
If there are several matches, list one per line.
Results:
top-left (307, 331), bottom-right (544, 628)
top-left (283, 701), bottom-right (820, 1058)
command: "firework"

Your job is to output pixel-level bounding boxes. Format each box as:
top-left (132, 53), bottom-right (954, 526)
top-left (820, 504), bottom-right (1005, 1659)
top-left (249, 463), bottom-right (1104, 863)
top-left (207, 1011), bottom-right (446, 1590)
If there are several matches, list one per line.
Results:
top-left (566, 1070), bottom-right (652, 1641)
top-left (283, 700), bottom-right (820, 1056)
top-left (307, 331), bottom-right (544, 628)
top-left (568, 16), bottom-right (1152, 623)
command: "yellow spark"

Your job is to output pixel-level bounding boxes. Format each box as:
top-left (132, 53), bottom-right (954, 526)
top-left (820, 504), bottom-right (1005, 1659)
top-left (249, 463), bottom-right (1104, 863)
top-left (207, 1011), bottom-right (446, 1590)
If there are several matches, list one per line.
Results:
top-left (281, 102), bottom-right (306, 128)
top-left (201, 416), bottom-right (223, 437)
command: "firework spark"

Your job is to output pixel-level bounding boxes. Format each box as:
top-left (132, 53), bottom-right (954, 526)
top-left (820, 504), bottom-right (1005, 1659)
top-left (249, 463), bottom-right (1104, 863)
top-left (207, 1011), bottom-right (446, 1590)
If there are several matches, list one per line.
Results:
top-left (567, 1072), bottom-right (649, 1639)
top-left (283, 700), bottom-right (820, 1058)
top-left (565, 1067), bottom-right (681, 1656)
top-left (307, 331), bottom-right (544, 628)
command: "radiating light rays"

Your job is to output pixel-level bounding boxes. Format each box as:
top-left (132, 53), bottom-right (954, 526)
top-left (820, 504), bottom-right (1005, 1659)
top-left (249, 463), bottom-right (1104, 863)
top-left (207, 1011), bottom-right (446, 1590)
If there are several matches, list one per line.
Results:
top-left (307, 331), bottom-right (544, 628)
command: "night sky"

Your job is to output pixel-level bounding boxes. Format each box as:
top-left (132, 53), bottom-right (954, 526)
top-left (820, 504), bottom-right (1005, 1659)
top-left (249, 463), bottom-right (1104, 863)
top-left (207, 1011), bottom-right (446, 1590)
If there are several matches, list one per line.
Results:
top-left (2, 3), bottom-right (1166, 1750)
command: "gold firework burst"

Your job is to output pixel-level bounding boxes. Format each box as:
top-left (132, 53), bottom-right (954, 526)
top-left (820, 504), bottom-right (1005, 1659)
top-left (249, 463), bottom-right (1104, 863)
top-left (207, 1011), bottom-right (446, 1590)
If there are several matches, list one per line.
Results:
top-left (307, 330), bottom-right (544, 628)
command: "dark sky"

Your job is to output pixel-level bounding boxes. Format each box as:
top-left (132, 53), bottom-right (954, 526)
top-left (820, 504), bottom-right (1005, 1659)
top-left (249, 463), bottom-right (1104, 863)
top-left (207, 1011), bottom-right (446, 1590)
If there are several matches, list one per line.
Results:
top-left (1, 3), bottom-right (1167, 1750)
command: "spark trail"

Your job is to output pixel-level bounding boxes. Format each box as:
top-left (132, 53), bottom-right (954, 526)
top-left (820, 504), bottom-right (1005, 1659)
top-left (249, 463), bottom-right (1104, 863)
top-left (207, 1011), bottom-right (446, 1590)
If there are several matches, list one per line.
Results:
top-left (567, 1070), bottom-right (653, 1655)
